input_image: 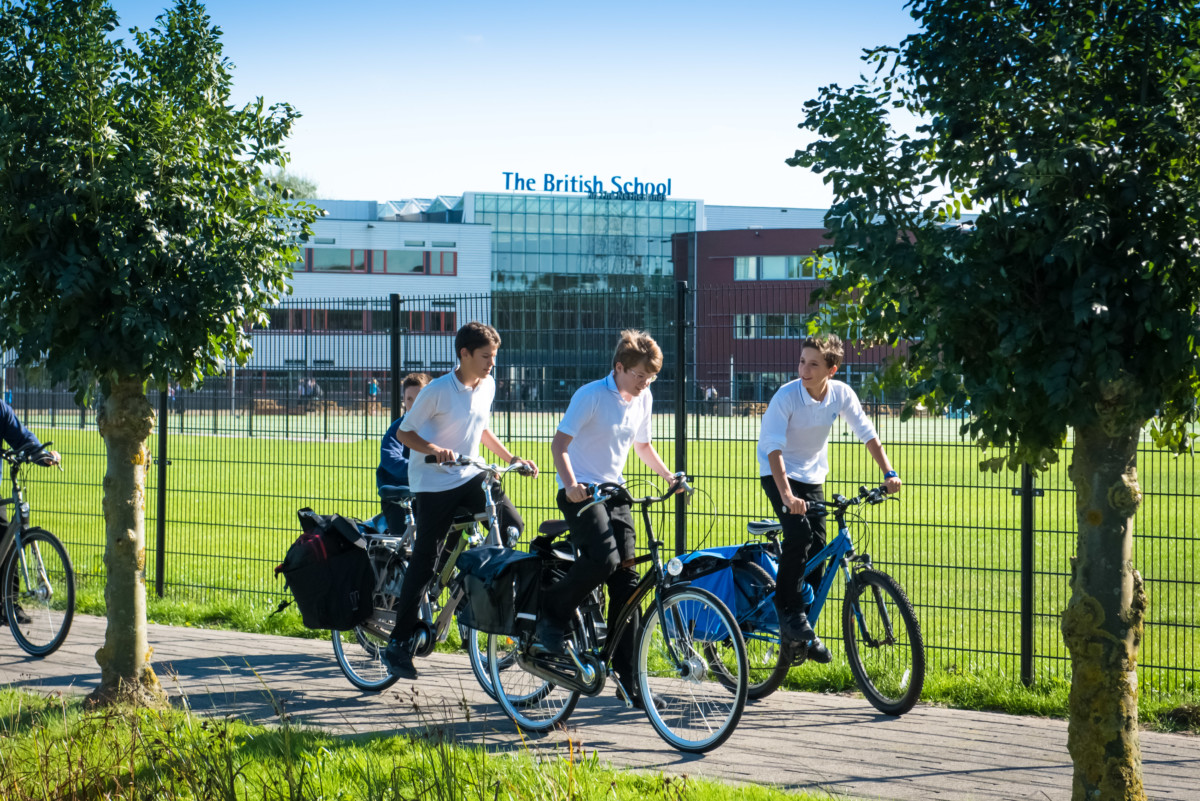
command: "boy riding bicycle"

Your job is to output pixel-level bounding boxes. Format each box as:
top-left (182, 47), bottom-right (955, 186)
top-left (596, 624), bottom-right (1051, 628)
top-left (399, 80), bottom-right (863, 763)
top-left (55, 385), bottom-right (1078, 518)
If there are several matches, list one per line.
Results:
top-left (757, 334), bottom-right (902, 661)
top-left (534, 330), bottom-right (677, 709)
top-left (382, 323), bottom-right (538, 679)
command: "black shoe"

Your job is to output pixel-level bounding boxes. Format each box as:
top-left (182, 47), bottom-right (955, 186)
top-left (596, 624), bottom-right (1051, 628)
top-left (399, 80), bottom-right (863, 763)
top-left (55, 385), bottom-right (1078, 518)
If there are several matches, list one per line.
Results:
top-left (531, 616), bottom-right (568, 658)
top-left (779, 611), bottom-right (815, 645)
top-left (0, 605), bottom-right (31, 626)
top-left (382, 639), bottom-right (418, 679)
top-left (807, 637), bottom-right (833, 664)
top-left (629, 688), bottom-right (668, 713)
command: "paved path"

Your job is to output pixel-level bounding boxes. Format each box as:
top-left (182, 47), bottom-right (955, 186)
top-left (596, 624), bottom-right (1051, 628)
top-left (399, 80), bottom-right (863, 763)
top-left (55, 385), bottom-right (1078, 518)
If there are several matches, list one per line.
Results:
top-left (3, 615), bottom-right (1197, 801)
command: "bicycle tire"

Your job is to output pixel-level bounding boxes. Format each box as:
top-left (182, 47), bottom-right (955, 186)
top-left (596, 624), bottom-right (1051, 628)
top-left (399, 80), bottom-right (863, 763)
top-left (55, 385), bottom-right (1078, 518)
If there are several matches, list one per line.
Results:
top-left (332, 625), bottom-right (398, 691)
top-left (705, 561), bottom-right (792, 700)
top-left (465, 624), bottom-right (515, 701)
top-left (842, 568), bottom-right (925, 716)
top-left (4, 527), bottom-right (75, 657)
top-left (488, 633), bottom-right (579, 732)
top-left (637, 587), bottom-right (748, 752)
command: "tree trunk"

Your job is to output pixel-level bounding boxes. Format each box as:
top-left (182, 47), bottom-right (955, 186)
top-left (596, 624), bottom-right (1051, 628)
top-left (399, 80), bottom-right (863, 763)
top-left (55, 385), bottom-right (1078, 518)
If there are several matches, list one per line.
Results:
top-left (1063, 423), bottom-right (1146, 801)
top-left (87, 377), bottom-right (167, 708)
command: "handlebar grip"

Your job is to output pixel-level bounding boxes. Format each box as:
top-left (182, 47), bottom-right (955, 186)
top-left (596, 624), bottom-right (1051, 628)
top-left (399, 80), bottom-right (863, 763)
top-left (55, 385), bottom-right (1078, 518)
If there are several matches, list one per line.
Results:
top-left (424, 452), bottom-right (461, 464)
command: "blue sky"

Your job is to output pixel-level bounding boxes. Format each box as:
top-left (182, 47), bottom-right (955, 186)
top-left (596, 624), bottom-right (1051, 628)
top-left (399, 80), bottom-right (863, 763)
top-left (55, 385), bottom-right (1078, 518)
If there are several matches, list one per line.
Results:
top-left (108, 0), bottom-right (919, 208)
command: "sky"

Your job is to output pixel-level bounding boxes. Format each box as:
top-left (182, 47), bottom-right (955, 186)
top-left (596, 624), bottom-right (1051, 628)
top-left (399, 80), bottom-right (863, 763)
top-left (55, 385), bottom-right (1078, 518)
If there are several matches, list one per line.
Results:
top-left (108, 0), bottom-right (920, 209)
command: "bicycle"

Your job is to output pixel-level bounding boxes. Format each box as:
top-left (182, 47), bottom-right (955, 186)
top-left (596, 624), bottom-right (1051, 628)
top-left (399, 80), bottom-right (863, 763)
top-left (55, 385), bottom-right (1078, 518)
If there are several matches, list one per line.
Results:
top-left (485, 475), bottom-right (750, 753)
top-left (699, 484), bottom-right (924, 714)
top-left (0, 442), bottom-right (74, 657)
top-left (331, 454), bottom-right (530, 697)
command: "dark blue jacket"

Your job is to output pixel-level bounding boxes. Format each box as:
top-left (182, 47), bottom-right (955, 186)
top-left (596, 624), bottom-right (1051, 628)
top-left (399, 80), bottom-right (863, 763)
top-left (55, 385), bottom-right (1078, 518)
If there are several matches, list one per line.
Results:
top-left (377, 415), bottom-right (410, 490)
top-left (0, 400), bottom-right (41, 453)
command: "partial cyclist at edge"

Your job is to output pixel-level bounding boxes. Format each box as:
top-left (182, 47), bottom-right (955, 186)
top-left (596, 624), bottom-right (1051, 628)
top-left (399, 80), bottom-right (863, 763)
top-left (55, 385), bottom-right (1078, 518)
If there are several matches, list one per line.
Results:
top-left (382, 322), bottom-right (538, 679)
top-left (0, 397), bottom-right (61, 628)
top-left (757, 333), bottom-right (902, 660)
top-left (376, 372), bottom-right (431, 538)
top-left (534, 329), bottom-right (679, 709)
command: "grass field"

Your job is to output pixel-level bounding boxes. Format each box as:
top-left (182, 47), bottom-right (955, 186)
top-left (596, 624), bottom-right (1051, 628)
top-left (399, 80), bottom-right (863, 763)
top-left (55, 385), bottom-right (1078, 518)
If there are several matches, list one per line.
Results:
top-left (15, 406), bottom-right (1200, 715)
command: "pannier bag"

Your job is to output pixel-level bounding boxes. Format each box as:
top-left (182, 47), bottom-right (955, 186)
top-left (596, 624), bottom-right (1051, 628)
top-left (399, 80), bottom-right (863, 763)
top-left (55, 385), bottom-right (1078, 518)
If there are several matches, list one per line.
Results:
top-left (672, 544), bottom-right (812, 637)
top-left (455, 545), bottom-right (541, 636)
top-left (274, 508), bottom-right (374, 630)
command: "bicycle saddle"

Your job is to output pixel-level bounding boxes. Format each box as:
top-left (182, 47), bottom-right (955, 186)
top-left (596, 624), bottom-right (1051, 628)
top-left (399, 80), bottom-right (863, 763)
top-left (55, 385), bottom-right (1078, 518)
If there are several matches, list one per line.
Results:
top-left (747, 519), bottom-right (782, 536)
top-left (378, 485), bottom-right (413, 504)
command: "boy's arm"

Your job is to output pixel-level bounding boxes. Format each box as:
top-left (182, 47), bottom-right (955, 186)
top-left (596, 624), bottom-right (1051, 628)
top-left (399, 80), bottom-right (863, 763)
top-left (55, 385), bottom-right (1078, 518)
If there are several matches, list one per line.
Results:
top-left (552, 431), bottom-right (588, 502)
top-left (768, 450), bottom-right (807, 515)
top-left (395, 428), bottom-right (455, 463)
top-left (633, 441), bottom-right (676, 485)
top-left (865, 438), bottom-right (902, 493)
top-left (482, 429), bottom-right (539, 477)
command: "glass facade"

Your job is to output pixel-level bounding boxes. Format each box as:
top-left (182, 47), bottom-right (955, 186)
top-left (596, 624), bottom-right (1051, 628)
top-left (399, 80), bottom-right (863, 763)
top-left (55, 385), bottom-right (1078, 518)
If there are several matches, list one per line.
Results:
top-left (471, 193), bottom-right (698, 292)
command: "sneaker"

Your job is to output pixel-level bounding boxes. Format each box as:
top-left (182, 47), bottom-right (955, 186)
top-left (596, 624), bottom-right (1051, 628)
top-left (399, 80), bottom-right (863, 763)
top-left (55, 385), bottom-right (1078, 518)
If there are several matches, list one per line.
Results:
top-left (807, 637), bottom-right (833, 664)
top-left (531, 616), bottom-right (569, 658)
top-left (0, 605), bottom-right (31, 626)
top-left (779, 611), bottom-right (815, 645)
top-left (382, 639), bottom-right (418, 680)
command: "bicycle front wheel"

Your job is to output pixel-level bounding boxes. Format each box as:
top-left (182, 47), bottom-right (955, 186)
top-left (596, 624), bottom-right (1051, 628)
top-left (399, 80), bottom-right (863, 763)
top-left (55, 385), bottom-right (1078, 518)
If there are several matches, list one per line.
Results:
top-left (488, 633), bottom-right (578, 732)
top-left (842, 568), bottom-right (925, 715)
top-left (638, 587), bottom-right (747, 752)
top-left (332, 626), bottom-right (398, 691)
top-left (4, 527), bottom-right (75, 657)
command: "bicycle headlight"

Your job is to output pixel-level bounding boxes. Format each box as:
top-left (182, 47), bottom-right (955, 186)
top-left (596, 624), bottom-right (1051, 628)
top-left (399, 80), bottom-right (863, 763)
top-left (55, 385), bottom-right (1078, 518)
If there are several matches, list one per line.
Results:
top-left (666, 557), bottom-right (684, 577)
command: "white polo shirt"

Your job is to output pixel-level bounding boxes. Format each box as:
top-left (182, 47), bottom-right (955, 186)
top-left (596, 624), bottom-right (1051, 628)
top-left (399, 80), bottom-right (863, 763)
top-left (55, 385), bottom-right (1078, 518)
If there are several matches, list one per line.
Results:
top-left (756, 379), bottom-right (878, 484)
top-left (399, 370), bottom-right (494, 493)
top-left (556, 373), bottom-right (653, 488)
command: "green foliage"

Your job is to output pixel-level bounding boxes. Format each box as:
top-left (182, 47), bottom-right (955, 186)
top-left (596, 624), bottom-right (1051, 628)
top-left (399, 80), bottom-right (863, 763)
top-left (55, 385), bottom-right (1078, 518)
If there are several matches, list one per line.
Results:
top-left (0, 0), bottom-right (321, 396)
top-left (260, 169), bottom-right (319, 199)
top-left (789, 0), bottom-right (1200, 466)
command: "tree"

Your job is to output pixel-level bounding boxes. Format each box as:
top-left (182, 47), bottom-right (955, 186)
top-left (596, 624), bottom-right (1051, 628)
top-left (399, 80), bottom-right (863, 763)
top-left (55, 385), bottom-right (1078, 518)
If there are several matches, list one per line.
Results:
top-left (260, 169), bottom-right (318, 199)
top-left (0, 0), bottom-right (319, 706)
top-left (789, 2), bottom-right (1199, 798)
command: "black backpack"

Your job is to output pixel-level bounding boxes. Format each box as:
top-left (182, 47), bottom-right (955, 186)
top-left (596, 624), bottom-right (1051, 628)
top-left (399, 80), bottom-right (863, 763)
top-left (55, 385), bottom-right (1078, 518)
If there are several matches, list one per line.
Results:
top-left (274, 508), bottom-right (374, 630)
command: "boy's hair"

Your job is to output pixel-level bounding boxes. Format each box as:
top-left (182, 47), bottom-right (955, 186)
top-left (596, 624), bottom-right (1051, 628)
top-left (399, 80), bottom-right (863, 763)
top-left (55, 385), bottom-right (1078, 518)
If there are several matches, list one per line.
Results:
top-left (613, 329), bottom-right (663, 373)
top-left (455, 322), bottom-right (501, 358)
top-left (802, 334), bottom-right (844, 369)
top-left (401, 372), bottom-right (432, 392)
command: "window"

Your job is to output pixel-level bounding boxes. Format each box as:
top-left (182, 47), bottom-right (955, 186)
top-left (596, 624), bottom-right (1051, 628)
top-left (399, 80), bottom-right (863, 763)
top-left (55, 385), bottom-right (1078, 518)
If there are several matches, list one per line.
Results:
top-left (429, 251), bottom-right (457, 275)
top-left (382, 250), bottom-right (426, 273)
top-left (310, 248), bottom-right (367, 273)
top-left (732, 314), bottom-right (807, 339)
top-left (732, 255), bottom-right (819, 281)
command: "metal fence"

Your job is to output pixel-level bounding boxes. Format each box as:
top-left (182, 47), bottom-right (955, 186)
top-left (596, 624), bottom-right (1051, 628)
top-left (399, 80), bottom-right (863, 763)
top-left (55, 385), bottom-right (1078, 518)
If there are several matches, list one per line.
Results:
top-left (7, 286), bottom-right (1197, 694)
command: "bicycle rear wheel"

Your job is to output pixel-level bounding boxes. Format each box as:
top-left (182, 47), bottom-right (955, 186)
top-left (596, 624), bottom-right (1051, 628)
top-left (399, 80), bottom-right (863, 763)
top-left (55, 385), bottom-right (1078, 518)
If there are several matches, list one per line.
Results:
top-left (638, 587), bottom-right (747, 752)
top-left (704, 562), bottom-right (792, 700)
top-left (488, 634), bottom-right (578, 732)
top-left (842, 568), bottom-right (925, 715)
top-left (332, 625), bottom-right (398, 691)
top-left (466, 625), bottom-right (516, 700)
top-left (4, 527), bottom-right (75, 657)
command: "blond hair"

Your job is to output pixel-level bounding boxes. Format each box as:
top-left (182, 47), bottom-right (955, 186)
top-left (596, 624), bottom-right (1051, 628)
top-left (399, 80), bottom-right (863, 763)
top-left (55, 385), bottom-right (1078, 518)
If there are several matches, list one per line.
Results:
top-left (612, 329), bottom-right (663, 372)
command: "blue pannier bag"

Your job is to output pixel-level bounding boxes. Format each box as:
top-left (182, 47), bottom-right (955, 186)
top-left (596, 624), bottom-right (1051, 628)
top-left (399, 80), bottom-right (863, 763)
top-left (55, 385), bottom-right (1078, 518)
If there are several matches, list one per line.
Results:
top-left (672, 544), bottom-right (812, 638)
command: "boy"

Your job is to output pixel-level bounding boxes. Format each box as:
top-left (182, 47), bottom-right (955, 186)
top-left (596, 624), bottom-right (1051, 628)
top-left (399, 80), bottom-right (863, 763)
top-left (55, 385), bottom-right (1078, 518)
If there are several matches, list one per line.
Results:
top-left (757, 334), bottom-right (902, 661)
top-left (535, 330), bottom-right (677, 708)
top-left (382, 322), bottom-right (538, 679)
top-left (376, 372), bottom-right (431, 538)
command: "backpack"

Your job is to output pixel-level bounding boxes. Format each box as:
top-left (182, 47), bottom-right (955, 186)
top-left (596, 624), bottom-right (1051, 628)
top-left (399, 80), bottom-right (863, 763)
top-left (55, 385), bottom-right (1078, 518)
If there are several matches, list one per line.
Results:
top-left (274, 508), bottom-right (375, 630)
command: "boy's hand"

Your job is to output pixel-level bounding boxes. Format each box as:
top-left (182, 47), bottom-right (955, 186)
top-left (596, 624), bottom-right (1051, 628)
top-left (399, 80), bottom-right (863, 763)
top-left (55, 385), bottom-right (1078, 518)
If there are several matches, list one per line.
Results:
top-left (780, 492), bottom-right (807, 516)
top-left (510, 456), bottom-right (539, 478)
top-left (36, 450), bottom-right (61, 467)
top-left (884, 474), bottom-right (902, 494)
top-left (565, 483), bottom-right (589, 503)
top-left (427, 446), bottom-right (455, 464)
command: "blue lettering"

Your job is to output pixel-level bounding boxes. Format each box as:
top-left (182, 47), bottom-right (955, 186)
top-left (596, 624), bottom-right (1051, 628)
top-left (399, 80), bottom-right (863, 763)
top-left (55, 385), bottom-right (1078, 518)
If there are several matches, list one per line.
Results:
top-left (503, 171), bottom-right (514, 190)
top-left (544, 173), bottom-right (556, 191)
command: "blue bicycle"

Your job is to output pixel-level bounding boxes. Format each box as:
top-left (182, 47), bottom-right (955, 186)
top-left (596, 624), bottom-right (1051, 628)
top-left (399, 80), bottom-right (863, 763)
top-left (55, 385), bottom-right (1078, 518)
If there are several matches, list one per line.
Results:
top-left (689, 484), bottom-right (924, 715)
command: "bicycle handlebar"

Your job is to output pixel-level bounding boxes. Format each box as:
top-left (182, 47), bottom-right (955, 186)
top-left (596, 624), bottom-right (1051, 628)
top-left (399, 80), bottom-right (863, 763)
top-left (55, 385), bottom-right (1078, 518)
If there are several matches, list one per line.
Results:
top-left (809, 484), bottom-right (895, 515)
top-left (1, 442), bottom-right (60, 469)
top-left (423, 452), bottom-right (534, 477)
top-left (578, 472), bottom-right (692, 513)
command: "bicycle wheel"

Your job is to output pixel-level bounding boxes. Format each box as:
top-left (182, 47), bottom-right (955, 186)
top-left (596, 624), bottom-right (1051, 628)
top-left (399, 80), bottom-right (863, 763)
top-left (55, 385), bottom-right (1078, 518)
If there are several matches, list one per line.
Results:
top-left (3, 527), bottom-right (75, 657)
top-left (638, 587), bottom-right (747, 752)
top-left (842, 568), bottom-right (925, 715)
top-left (705, 562), bottom-right (792, 700)
top-left (488, 633), bottom-right (579, 732)
top-left (466, 624), bottom-right (520, 701)
top-left (332, 625), bottom-right (398, 691)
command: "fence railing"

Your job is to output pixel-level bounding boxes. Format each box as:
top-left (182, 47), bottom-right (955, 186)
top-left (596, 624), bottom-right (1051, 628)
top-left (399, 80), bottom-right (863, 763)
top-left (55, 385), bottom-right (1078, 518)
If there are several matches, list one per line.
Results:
top-left (8, 285), bottom-right (1196, 694)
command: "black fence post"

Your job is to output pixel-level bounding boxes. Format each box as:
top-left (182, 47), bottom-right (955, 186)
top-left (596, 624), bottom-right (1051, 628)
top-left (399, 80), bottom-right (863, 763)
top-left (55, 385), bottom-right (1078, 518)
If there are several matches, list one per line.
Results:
top-left (674, 280), bottom-right (689, 556)
top-left (1020, 463), bottom-right (1036, 686)
top-left (390, 293), bottom-right (401, 421)
top-left (156, 387), bottom-right (168, 598)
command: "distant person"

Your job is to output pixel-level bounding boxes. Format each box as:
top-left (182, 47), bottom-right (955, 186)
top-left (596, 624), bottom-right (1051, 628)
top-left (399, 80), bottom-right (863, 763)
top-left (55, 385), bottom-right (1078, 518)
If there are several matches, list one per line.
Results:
top-left (173, 382), bottom-right (185, 416)
top-left (757, 334), bottom-right (901, 662)
top-left (382, 322), bottom-right (539, 679)
top-left (367, 378), bottom-right (380, 414)
top-left (0, 399), bottom-right (60, 626)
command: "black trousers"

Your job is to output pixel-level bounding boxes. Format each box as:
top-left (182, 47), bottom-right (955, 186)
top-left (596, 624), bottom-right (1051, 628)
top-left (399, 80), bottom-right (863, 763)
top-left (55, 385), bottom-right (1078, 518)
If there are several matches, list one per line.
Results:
top-left (388, 472), bottom-right (523, 644)
top-left (759, 476), bottom-right (826, 619)
top-left (540, 489), bottom-right (640, 683)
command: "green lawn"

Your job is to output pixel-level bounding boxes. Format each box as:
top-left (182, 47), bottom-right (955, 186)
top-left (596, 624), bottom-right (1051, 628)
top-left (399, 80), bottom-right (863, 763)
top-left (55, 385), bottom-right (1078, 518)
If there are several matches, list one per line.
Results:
top-left (17, 407), bottom-right (1200, 710)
